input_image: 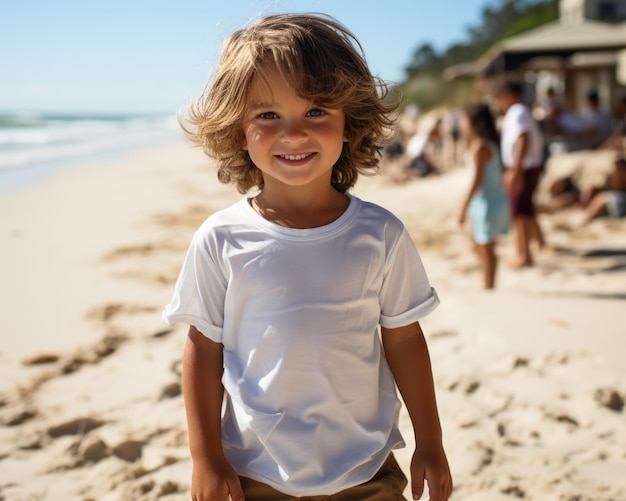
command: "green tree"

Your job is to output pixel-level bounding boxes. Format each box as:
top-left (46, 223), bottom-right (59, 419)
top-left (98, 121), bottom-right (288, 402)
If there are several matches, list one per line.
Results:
top-left (401, 0), bottom-right (559, 110)
top-left (405, 43), bottom-right (443, 78)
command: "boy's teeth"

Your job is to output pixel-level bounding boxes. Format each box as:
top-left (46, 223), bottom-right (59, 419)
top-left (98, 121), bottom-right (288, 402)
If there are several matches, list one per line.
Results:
top-left (281, 153), bottom-right (310, 161)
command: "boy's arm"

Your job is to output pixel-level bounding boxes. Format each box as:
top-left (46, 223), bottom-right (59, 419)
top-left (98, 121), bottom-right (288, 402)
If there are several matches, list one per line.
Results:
top-left (381, 321), bottom-right (452, 501)
top-left (506, 132), bottom-right (528, 194)
top-left (183, 326), bottom-right (244, 501)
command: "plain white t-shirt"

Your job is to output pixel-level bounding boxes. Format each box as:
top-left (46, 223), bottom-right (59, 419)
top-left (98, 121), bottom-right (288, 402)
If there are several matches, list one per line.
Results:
top-left (501, 102), bottom-right (544, 170)
top-left (162, 194), bottom-right (439, 496)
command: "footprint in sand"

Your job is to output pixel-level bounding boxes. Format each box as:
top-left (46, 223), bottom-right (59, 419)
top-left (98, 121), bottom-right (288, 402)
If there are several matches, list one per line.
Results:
top-left (102, 242), bottom-right (176, 261)
top-left (472, 444), bottom-right (495, 475)
top-left (544, 412), bottom-right (579, 431)
top-left (110, 267), bottom-right (181, 285)
top-left (47, 417), bottom-right (104, 438)
top-left (489, 355), bottom-right (530, 374)
top-left (61, 331), bottom-right (128, 375)
top-left (158, 480), bottom-right (182, 496)
top-left (112, 440), bottom-right (145, 462)
top-left (86, 303), bottom-right (157, 322)
top-left (152, 328), bottom-right (173, 339)
top-left (170, 359), bottom-right (182, 377)
top-left (594, 387), bottom-right (624, 412)
top-left (429, 329), bottom-right (458, 339)
top-left (1, 407), bottom-right (37, 426)
top-left (19, 436), bottom-right (44, 451)
top-left (138, 479), bottom-right (156, 495)
top-left (160, 382), bottom-right (182, 400)
top-left (501, 485), bottom-right (526, 498)
top-left (79, 436), bottom-right (111, 463)
top-left (72, 437), bottom-right (145, 465)
top-left (132, 455), bottom-right (180, 480)
top-left (154, 204), bottom-right (214, 229)
top-left (542, 350), bottom-right (594, 366)
top-left (21, 353), bottom-right (60, 366)
top-left (447, 376), bottom-right (481, 395)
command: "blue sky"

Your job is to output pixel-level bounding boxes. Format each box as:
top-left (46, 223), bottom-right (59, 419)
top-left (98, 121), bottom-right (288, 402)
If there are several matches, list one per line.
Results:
top-left (0, 0), bottom-right (491, 114)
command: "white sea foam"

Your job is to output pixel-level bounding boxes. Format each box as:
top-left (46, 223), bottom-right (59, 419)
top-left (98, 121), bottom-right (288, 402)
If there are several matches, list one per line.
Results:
top-left (0, 113), bottom-right (180, 171)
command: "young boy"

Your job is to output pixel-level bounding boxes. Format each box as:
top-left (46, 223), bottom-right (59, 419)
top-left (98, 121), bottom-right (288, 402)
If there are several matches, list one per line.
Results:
top-left (492, 77), bottom-right (548, 268)
top-left (163, 14), bottom-right (452, 501)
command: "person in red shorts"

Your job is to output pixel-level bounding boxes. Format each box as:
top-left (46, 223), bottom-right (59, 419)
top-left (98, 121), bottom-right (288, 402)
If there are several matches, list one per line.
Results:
top-left (492, 78), bottom-right (549, 268)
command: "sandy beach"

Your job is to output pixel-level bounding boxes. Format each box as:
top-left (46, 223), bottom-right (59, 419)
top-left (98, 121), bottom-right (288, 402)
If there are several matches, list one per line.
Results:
top-left (1, 139), bottom-right (625, 500)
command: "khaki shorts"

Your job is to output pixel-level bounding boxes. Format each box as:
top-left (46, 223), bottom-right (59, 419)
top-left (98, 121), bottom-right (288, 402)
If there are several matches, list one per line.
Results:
top-left (239, 453), bottom-right (408, 500)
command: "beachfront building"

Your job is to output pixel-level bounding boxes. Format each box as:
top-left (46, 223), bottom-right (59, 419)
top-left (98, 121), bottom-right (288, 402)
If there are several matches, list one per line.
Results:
top-left (445, 0), bottom-right (626, 114)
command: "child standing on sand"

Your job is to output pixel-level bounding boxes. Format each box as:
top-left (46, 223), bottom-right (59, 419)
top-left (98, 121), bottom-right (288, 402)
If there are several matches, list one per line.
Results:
top-left (163, 14), bottom-right (452, 501)
top-left (492, 78), bottom-right (548, 268)
top-left (458, 103), bottom-right (510, 289)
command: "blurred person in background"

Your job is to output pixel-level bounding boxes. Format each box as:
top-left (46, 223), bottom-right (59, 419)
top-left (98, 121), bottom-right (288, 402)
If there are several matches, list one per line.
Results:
top-left (458, 103), bottom-right (510, 289)
top-left (492, 77), bottom-right (548, 268)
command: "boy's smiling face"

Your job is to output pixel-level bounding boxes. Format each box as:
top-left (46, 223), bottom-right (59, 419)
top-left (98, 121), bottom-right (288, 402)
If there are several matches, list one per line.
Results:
top-left (242, 65), bottom-right (347, 191)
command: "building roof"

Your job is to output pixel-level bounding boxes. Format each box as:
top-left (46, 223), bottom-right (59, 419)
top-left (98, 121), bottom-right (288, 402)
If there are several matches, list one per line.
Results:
top-left (450, 19), bottom-right (626, 77)
top-left (498, 19), bottom-right (626, 53)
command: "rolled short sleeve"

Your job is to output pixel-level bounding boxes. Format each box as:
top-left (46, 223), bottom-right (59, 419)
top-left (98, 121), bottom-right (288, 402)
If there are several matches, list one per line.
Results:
top-left (379, 227), bottom-right (439, 328)
top-left (162, 229), bottom-right (227, 342)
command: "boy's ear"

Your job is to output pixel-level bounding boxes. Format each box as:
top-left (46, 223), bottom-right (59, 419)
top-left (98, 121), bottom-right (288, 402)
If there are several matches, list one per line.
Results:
top-left (241, 133), bottom-right (248, 151)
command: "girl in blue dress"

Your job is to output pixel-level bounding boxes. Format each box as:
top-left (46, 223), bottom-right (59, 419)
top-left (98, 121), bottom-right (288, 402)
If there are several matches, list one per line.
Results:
top-left (458, 103), bottom-right (510, 289)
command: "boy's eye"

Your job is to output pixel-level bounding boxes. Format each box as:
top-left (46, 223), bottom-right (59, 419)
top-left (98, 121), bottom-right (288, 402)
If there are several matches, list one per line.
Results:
top-left (258, 112), bottom-right (279, 119)
top-left (307, 109), bottom-right (326, 117)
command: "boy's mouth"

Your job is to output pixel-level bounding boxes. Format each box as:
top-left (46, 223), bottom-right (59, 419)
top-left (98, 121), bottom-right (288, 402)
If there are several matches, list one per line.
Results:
top-left (276, 152), bottom-right (316, 162)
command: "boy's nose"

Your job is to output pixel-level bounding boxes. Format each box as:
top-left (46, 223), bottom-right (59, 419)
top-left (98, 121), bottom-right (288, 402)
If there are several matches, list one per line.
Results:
top-left (281, 120), bottom-right (308, 143)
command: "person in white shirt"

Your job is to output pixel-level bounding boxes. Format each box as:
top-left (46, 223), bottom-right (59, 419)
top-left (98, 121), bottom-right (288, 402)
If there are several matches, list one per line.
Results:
top-left (493, 77), bottom-right (548, 268)
top-left (163, 14), bottom-right (452, 501)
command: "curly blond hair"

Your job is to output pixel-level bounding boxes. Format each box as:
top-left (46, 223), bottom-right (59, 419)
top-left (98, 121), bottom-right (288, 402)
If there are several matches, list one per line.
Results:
top-left (181, 13), bottom-right (399, 194)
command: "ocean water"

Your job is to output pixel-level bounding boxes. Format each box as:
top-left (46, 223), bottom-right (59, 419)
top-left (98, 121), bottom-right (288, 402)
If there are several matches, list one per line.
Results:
top-left (0, 112), bottom-right (181, 194)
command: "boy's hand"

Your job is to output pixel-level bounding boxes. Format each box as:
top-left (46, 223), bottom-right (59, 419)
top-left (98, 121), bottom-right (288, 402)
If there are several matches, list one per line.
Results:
top-left (191, 456), bottom-right (245, 501)
top-left (504, 169), bottom-right (524, 194)
top-left (410, 440), bottom-right (452, 500)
